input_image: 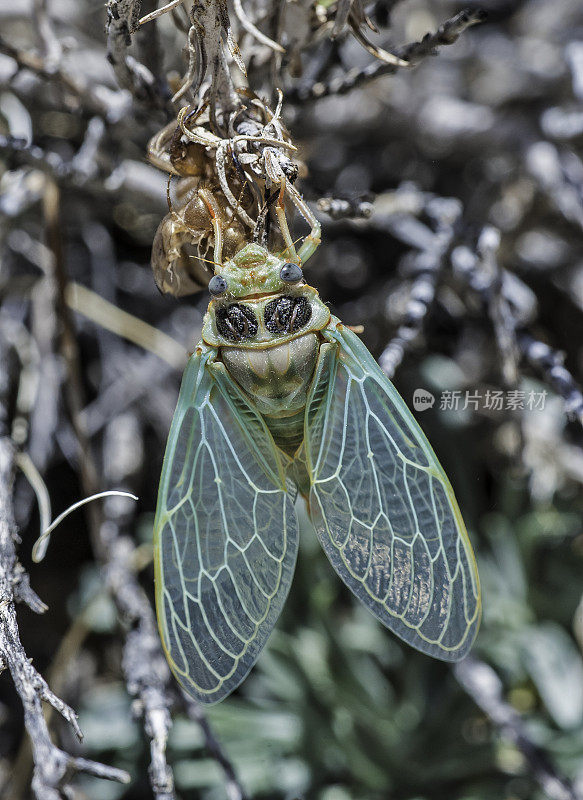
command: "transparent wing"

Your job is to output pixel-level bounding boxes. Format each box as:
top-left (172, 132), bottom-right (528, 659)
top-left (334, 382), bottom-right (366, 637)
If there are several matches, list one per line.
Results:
top-left (154, 349), bottom-right (298, 704)
top-left (304, 321), bottom-right (481, 661)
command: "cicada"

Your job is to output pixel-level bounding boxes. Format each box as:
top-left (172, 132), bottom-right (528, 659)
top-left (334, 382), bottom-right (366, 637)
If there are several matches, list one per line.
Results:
top-left (153, 198), bottom-right (481, 705)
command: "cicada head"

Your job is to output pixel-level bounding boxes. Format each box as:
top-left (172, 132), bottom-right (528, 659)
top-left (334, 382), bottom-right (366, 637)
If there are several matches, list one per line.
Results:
top-left (207, 243), bottom-right (291, 299)
top-left (201, 243), bottom-right (330, 348)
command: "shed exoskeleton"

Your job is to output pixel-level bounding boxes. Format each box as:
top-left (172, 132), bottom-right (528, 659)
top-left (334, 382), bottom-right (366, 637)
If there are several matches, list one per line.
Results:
top-left (148, 120), bottom-right (252, 297)
top-left (147, 95), bottom-right (303, 298)
top-left (153, 198), bottom-right (481, 705)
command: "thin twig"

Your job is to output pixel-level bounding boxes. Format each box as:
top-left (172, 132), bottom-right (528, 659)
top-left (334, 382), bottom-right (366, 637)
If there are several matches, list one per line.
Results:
top-left (0, 421), bottom-right (129, 797)
top-left (456, 659), bottom-right (582, 800)
top-left (184, 697), bottom-right (248, 800)
top-left (379, 197), bottom-right (461, 378)
top-left (105, 0), bottom-right (163, 105)
top-left (518, 331), bottom-right (583, 428)
top-left (0, 34), bottom-right (119, 118)
top-left (233, 0), bottom-right (284, 54)
top-left (65, 282), bottom-right (187, 370)
top-left (294, 8), bottom-right (486, 100)
top-left (139, 0), bottom-right (185, 26)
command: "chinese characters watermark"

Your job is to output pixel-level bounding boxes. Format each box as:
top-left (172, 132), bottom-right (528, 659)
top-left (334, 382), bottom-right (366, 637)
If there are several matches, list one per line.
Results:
top-left (413, 389), bottom-right (548, 413)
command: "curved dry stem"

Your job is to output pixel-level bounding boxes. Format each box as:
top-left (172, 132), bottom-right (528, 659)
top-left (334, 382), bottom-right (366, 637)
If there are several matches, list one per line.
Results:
top-left (138, 0), bottom-right (185, 27)
top-left (233, 0), bottom-right (284, 54)
top-left (32, 490), bottom-right (139, 563)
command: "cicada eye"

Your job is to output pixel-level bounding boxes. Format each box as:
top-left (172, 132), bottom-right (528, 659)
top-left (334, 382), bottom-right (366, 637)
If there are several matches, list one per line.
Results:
top-left (280, 263), bottom-right (303, 283)
top-left (209, 275), bottom-right (228, 296)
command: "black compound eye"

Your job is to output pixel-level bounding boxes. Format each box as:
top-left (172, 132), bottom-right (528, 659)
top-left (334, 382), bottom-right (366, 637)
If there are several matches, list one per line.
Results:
top-left (209, 275), bottom-right (228, 296)
top-left (280, 262), bottom-right (303, 283)
top-left (264, 296), bottom-right (312, 334)
top-left (216, 304), bottom-right (258, 342)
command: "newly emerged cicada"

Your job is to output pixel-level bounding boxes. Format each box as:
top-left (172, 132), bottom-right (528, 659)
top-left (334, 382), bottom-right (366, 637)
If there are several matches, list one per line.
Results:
top-left (153, 194), bottom-right (481, 705)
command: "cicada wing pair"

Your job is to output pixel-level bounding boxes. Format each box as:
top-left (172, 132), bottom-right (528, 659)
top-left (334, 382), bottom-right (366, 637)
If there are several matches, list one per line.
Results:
top-left (153, 321), bottom-right (481, 704)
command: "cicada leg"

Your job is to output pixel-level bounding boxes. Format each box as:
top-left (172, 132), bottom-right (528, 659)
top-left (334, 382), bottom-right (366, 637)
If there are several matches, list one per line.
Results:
top-left (198, 187), bottom-right (224, 267)
top-left (275, 177), bottom-right (300, 264)
top-left (286, 181), bottom-right (321, 266)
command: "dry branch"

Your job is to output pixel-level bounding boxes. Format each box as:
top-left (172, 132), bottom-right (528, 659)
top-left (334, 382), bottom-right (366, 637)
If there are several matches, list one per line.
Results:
top-left (294, 8), bottom-right (486, 100)
top-left (518, 332), bottom-right (583, 428)
top-left (0, 356), bottom-right (129, 798)
top-left (0, 33), bottom-right (120, 119)
top-left (456, 659), bottom-right (583, 800)
top-left (378, 195), bottom-right (461, 378)
top-left (106, 0), bottom-right (161, 104)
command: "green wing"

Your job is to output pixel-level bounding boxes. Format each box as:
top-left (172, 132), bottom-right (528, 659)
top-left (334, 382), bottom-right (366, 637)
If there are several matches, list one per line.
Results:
top-left (304, 320), bottom-right (481, 661)
top-left (154, 348), bottom-right (298, 704)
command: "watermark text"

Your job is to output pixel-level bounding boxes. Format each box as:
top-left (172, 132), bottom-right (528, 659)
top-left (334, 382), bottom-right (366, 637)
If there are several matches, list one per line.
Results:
top-left (413, 389), bottom-right (548, 413)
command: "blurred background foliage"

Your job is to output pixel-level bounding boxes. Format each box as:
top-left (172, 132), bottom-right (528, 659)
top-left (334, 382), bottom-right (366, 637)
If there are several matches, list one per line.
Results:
top-left (1, 0), bottom-right (583, 798)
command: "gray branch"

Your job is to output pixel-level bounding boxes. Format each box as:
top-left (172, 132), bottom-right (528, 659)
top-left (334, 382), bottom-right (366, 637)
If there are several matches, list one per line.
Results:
top-left (456, 659), bottom-right (582, 800)
top-left (0, 33), bottom-right (126, 120)
top-left (105, 0), bottom-right (164, 105)
top-left (378, 195), bottom-right (462, 378)
top-left (294, 8), bottom-right (486, 101)
top-left (518, 331), bottom-right (583, 428)
top-left (107, 523), bottom-right (177, 800)
top-left (0, 424), bottom-right (130, 797)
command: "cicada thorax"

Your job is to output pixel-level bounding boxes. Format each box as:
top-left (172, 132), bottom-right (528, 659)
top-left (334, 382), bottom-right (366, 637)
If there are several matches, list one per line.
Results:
top-left (212, 293), bottom-right (322, 416)
top-left (200, 245), bottom-right (331, 453)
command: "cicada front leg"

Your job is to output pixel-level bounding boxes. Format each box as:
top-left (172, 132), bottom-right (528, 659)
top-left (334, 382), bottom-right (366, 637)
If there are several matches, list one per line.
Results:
top-left (275, 177), bottom-right (299, 263)
top-left (286, 181), bottom-right (321, 266)
top-left (274, 177), bottom-right (322, 267)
